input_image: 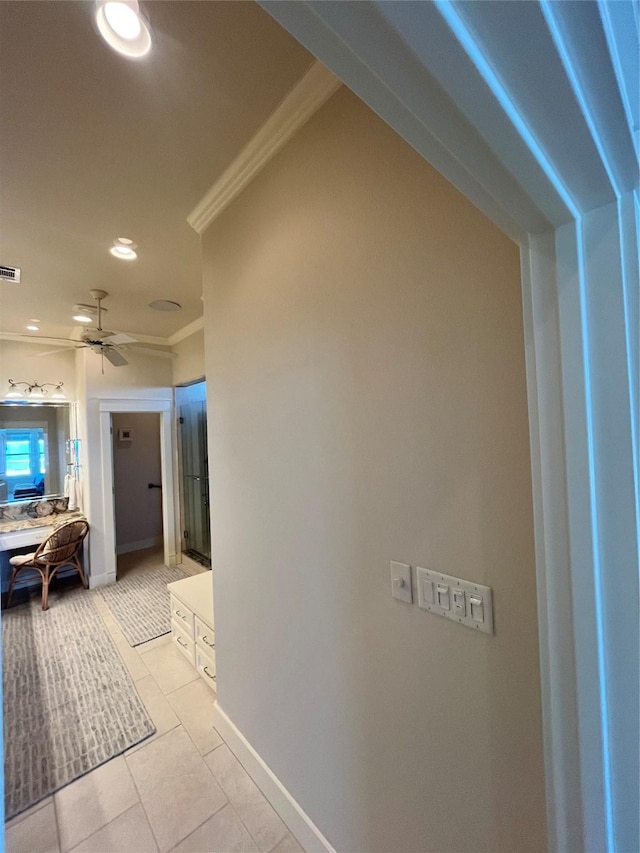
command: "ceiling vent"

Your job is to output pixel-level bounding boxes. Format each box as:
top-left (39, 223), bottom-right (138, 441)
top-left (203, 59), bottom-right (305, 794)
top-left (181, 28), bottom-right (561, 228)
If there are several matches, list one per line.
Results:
top-left (0, 265), bottom-right (21, 283)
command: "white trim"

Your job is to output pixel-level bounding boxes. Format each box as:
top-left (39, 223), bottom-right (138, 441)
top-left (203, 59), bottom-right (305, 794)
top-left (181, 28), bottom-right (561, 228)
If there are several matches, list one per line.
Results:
top-left (96, 398), bottom-right (176, 586)
top-left (168, 316), bottom-right (204, 346)
top-left (116, 536), bottom-right (162, 555)
top-left (212, 704), bottom-right (336, 853)
top-left (187, 62), bottom-right (341, 234)
top-left (520, 233), bottom-right (583, 850)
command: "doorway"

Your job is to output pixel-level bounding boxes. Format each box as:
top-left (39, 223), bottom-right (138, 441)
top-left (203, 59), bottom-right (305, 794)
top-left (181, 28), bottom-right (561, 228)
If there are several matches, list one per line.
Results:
top-left (97, 398), bottom-right (176, 587)
top-left (176, 381), bottom-right (211, 567)
top-left (111, 412), bottom-right (163, 579)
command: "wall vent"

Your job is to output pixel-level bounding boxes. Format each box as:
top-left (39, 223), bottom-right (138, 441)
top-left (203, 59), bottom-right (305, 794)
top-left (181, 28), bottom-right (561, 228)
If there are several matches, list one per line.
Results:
top-left (0, 265), bottom-right (21, 283)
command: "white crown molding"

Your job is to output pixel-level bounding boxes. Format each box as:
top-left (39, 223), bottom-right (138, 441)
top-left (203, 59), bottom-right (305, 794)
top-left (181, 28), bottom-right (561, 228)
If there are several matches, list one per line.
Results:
top-left (187, 61), bottom-right (341, 234)
top-left (168, 315), bottom-right (204, 346)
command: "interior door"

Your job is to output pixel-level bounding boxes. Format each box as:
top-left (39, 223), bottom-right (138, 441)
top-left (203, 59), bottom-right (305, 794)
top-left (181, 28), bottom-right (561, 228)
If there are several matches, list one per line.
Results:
top-left (179, 399), bottom-right (211, 565)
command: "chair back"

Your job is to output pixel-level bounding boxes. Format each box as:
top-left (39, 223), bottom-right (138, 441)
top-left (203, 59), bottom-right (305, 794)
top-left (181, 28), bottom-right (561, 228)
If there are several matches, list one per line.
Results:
top-left (35, 519), bottom-right (89, 564)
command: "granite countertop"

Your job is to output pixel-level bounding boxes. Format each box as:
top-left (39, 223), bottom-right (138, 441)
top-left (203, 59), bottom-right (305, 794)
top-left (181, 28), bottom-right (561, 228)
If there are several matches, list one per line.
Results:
top-left (0, 510), bottom-right (85, 535)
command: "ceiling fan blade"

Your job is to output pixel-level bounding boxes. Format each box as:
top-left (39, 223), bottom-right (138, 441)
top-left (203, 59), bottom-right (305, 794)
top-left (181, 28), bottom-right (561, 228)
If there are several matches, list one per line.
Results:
top-left (102, 346), bottom-right (128, 367)
top-left (103, 332), bottom-right (138, 345)
top-left (27, 347), bottom-right (71, 358)
top-left (129, 345), bottom-right (177, 360)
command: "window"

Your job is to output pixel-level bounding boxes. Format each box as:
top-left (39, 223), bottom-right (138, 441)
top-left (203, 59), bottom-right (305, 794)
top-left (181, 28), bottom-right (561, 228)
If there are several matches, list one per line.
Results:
top-left (5, 435), bottom-right (32, 476)
top-left (0, 428), bottom-right (48, 486)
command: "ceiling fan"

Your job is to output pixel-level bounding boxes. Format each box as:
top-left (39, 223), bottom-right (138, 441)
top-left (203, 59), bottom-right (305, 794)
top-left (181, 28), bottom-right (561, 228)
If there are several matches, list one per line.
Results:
top-left (31, 289), bottom-right (176, 368)
top-left (75, 289), bottom-right (136, 367)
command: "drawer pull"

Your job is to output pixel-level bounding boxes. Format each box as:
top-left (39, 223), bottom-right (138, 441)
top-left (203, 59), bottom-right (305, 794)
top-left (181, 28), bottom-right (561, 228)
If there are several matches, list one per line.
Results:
top-left (203, 666), bottom-right (216, 681)
top-left (201, 635), bottom-right (215, 648)
top-left (175, 609), bottom-right (188, 620)
top-left (176, 636), bottom-right (189, 648)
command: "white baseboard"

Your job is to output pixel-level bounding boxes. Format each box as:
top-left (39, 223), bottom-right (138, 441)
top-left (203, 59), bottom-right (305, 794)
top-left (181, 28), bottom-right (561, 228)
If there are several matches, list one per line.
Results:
top-left (116, 536), bottom-right (162, 555)
top-left (212, 704), bottom-right (335, 853)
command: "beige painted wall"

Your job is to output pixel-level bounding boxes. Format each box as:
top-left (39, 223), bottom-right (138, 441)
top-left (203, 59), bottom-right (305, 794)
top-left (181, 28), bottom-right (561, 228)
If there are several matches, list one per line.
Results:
top-left (172, 329), bottom-right (205, 386)
top-left (0, 339), bottom-right (76, 397)
top-left (202, 88), bottom-right (545, 852)
top-left (112, 412), bottom-right (162, 552)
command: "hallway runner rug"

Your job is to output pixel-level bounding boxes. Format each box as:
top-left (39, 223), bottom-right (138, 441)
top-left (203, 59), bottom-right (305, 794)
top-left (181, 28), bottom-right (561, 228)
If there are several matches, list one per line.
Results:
top-left (2, 589), bottom-right (155, 820)
top-left (97, 565), bottom-right (188, 647)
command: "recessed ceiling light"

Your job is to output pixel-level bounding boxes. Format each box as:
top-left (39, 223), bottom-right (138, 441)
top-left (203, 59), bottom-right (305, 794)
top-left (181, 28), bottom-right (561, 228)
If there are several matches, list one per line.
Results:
top-left (95, 1), bottom-right (152, 59)
top-left (109, 237), bottom-right (138, 261)
top-left (26, 324), bottom-right (40, 332)
top-left (149, 300), bottom-right (182, 311)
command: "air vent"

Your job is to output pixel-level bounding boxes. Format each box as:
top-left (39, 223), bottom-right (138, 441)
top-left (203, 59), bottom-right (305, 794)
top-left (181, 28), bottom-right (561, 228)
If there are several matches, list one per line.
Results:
top-left (0, 265), bottom-right (21, 283)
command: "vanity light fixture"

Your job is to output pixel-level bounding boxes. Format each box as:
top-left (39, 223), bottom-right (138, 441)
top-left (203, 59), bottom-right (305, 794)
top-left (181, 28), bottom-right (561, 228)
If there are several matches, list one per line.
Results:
top-left (109, 237), bottom-right (138, 261)
top-left (94, 1), bottom-right (152, 59)
top-left (4, 380), bottom-right (66, 401)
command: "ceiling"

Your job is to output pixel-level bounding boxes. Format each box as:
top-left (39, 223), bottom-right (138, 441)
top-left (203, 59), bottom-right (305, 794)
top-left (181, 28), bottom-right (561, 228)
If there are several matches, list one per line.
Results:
top-left (0, 1), bottom-right (312, 343)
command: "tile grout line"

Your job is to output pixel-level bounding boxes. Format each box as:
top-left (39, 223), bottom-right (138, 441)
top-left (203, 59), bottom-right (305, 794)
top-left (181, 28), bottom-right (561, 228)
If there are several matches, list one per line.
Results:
top-left (122, 724), bottom-right (227, 853)
top-left (63, 802), bottom-right (153, 853)
top-left (206, 743), bottom-right (291, 853)
top-left (122, 739), bottom-right (163, 853)
top-left (163, 799), bottom-right (231, 853)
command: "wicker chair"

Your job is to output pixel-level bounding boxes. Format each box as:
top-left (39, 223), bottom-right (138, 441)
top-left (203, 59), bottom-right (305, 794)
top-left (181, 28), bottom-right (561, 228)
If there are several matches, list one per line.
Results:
top-left (7, 519), bottom-right (89, 610)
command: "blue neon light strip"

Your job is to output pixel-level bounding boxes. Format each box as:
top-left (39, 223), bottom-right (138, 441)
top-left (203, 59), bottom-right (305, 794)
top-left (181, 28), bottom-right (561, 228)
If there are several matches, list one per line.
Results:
top-left (619, 194), bottom-right (640, 571)
top-left (540, 2), bottom-right (620, 196)
top-left (433, 0), bottom-right (579, 219)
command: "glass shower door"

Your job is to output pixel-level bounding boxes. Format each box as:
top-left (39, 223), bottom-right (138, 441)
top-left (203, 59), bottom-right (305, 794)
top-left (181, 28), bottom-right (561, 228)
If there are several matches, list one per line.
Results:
top-left (179, 399), bottom-right (211, 566)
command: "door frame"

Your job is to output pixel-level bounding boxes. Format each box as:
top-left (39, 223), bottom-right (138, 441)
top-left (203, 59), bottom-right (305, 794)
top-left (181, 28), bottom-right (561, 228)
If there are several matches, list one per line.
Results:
top-left (258, 3), bottom-right (638, 851)
top-left (98, 398), bottom-right (176, 580)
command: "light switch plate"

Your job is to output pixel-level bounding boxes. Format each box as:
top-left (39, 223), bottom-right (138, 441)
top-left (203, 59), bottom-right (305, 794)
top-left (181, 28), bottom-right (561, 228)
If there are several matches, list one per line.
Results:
top-left (390, 560), bottom-right (413, 604)
top-left (416, 566), bottom-right (493, 634)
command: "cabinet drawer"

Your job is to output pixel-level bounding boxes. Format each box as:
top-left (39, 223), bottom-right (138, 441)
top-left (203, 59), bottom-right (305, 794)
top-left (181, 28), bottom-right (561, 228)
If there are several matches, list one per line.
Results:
top-left (170, 595), bottom-right (195, 639)
top-left (195, 645), bottom-right (216, 691)
top-left (171, 620), bottom-right (195, 665)
top-left (195, 616), bottom-right (215, 655)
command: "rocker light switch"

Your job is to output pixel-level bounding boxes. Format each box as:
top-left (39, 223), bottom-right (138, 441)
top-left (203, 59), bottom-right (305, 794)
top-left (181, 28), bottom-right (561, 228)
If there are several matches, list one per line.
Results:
top-left (414, 567), bottom-right (494, 634)
top-left (436, 583), bottom-right (450, 610)
top-left (390, 561), bottom-right (413, 604)
top-left (453, 588), bottom-right (466, 616)
top-left (469, 594), bottom-right (484, 623)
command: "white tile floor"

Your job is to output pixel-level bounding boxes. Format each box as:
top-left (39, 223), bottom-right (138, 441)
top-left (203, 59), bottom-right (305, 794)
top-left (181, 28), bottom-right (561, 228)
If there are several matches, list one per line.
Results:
top-left (4, 549), bottom-right (304, 853)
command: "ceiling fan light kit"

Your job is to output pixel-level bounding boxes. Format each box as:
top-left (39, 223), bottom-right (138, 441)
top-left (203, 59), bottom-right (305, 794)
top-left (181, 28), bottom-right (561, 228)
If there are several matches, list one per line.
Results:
top-left (94, 1), bottom-right (152, 59)
top-left (72, 303), bottom-right (100, 323)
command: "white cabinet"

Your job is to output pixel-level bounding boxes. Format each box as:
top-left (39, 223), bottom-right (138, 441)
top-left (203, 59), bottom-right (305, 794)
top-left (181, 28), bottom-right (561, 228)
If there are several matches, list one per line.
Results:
top-left (167, 572), bottom-right (216, 691)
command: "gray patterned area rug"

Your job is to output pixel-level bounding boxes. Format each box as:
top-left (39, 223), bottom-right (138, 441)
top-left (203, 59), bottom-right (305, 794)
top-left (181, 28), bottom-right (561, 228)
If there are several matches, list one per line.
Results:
top-left (98, 565), bottom-right (187, 647)
top-left (2, 590), bottom-right (155, 819)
